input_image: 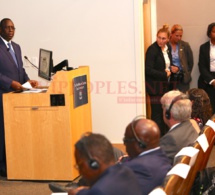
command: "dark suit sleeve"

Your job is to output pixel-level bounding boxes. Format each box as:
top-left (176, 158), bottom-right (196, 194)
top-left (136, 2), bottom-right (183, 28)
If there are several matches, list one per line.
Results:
top-left (0, 42), bottom-right (29, 91)
top-left (77, 188), bottom-right (105, 195)
top-left (185, 42), bottom-right (194, 72)
top-left (198, 43), bottom-right (213, 83)
top-left (160, 135), bottom-right (177, 163)
top-left (145, 45), bottom-right (168, 80)
top-left (0, 73), bottom-right (13, 90)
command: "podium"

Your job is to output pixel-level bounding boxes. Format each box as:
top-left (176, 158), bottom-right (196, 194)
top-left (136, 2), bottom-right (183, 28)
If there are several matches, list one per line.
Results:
top-left (3, 66), bottom-right (92, 180)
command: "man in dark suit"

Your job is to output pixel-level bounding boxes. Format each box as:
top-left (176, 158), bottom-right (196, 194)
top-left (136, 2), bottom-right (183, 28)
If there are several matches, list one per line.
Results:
top-left (49, 117), bottom-right (172, 195)
top-left (160, 90), bottom-right (200, 163)
top-left (0, 18), bottom-right (38, 177)
top-left (121, 117), bottom-right (172, 195)
top-left (198, 22), bottom-right (215, 114)
top-left (68, 133), bottom-right (142, 195)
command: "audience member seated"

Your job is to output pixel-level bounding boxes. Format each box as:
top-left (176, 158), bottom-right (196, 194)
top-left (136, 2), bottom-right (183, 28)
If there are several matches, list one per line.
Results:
top-left (49, 118), bottom-right (172, 194)
top-left (121, 117), bottom-right (172, 195)
top-left (187, 88), bottom-right (213, 129)
top-left (49, 146), bottom-right (125, 192)
top-left (68, 132), bottom-right (142, 195)
top-left (160, 90), bottom-right (200, 163)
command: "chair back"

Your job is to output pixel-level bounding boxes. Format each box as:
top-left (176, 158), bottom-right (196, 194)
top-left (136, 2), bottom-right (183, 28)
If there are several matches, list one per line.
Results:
top-left (163, 116), bottom-right (215, 194)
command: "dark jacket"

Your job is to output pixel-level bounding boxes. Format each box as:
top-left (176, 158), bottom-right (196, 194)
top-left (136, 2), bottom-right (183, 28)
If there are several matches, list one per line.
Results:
top-left (0, 38), bottom-right (29, 97)
top-left (198, 41), bottom-right (215, 86)
top-left (123, 148), bottom-right (172, 195)
top-left (145, 42), bottom-right (172, 95)
top-left (77, 164), bottom-right (142, 195)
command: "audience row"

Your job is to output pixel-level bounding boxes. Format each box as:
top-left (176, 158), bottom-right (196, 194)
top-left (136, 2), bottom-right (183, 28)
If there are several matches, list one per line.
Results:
top-left (49, 88), bottom-right (213, 195)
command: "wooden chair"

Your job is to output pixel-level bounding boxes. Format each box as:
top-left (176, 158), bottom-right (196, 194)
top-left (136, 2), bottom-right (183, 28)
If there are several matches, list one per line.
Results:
top-left (200, 126), bottom-right (215, 169)
top-left (163, 154), bottom-right (194, 195)
top-left (178, 125), bottom-right (215, 194)
top-left (163, 175), bottom-right (184, 195)
top-left (153, 115), bottom-right (215, 195)
top-left (162, 160), bottom-right (191, 195)
top-left (161, 143), bottom-right (205, 195)
top-left (176, 115), bottom-right (215, 194)
top-left (163, 121), bottom-right (215, 194)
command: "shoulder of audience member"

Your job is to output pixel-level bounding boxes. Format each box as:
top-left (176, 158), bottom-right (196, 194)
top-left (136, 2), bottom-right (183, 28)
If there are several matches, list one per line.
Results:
top-left (189, 119), bottom-right (201, 134)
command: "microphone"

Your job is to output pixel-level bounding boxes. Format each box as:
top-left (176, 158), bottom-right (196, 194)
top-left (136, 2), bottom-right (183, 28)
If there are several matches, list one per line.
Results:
top-left (24, 56), bottom-right (38, 69)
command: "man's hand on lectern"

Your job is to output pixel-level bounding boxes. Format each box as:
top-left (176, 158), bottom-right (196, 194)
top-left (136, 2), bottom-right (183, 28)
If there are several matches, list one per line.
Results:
top-left (11, 80), bottom-right (24, 91)
top-left (28, 80), bottom-right (38, 88)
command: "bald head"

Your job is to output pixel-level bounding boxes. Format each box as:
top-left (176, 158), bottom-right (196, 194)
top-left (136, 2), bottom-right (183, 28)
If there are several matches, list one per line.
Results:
top-left (134, 119), bottom-right (160, 146)
top-left (124, 118), bottom-right (160, 158)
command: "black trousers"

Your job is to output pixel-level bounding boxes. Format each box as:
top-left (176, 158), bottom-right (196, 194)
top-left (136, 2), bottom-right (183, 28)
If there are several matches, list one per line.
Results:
top-left (201, 85), bottom-right (215, 114)
top-left (0, 105), bottom-right (6, 170)
top-left (149, 95), bottom-right (168, 136)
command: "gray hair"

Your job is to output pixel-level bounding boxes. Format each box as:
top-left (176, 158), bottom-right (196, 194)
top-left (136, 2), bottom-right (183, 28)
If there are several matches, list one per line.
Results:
top-left (161, 90), bottom-right (192, 121)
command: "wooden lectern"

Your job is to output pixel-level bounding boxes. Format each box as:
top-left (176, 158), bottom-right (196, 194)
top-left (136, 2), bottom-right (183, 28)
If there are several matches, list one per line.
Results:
top-left (3, 66), bottom-right (92, 180)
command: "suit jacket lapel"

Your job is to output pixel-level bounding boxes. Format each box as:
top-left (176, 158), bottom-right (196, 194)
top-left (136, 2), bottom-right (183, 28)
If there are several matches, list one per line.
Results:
top-left (0, 39), bottom-right (19, 68)
top-left (0, 39), bottom-right (15, 65)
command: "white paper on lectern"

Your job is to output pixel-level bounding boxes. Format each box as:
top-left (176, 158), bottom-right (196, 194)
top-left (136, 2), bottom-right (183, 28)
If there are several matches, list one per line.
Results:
top-left (22, 81), bottom-right (33, 89)
top-left (167, 163), bottom-right (191, 179)
top-left (21, 81), bottom-right (47, 93)
top-left (22, 89), bottom-right (46, 93)
top-left (175, 147), bottom-right (199, 166)
top-left (197, 134), bottom-right (209, 152)
top-left (51, 193), bottom-right (68, 195)
top-left (149, 188), bottom-right (167, 195)
top-left (206, 120), bottom-right (215, 131)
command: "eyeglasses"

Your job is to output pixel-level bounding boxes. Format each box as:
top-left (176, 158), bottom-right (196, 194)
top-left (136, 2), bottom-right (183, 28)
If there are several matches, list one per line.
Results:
top-left (123, 137), bottom-right (136, 144)
top-left (4, 26), bottom-right (16, 31)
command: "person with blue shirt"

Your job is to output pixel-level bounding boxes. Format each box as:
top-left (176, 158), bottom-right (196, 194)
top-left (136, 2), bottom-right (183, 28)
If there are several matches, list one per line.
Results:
top-left (169, 24), bottom-right (194, 93)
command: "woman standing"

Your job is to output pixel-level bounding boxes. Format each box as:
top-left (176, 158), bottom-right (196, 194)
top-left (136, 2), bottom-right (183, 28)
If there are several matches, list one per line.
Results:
top-left (169, 24), bottom-right (194, 93)
top-left (145, 25), bottom-right (172, 136)
top-left (198, 23), bottom-right (215, 114)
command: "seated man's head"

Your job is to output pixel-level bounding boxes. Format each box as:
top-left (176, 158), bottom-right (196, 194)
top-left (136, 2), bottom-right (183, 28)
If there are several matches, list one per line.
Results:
top-left (161, 90), bottom-right (192, 127)
top-left (74, 132), bottom-right (115, 186)
top-left (123, 116), bottom-right (160, 159)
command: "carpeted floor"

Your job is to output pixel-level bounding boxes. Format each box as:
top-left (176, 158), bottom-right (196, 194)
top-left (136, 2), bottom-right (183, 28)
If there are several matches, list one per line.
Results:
top-left (1, 147), bottom-right (215, 195)
top-left (0, 178), bottom-right (69, 195)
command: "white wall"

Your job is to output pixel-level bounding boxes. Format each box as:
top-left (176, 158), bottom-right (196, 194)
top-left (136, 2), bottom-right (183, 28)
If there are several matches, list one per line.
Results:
top-left (0, 0), bottom-right (145, 142)
top-left (157, 0), bottom-right (215, 89)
